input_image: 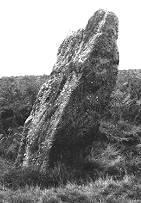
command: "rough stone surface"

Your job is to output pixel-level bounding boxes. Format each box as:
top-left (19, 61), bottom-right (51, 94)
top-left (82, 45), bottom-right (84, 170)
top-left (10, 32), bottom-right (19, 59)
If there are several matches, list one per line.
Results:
top-left (15, 9), bottom-right (119, 171)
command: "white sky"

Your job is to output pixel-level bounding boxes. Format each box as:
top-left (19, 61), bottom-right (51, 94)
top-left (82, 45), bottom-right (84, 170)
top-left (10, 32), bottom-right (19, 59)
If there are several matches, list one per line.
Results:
top-left (0, 0), bottom-right (141, 77)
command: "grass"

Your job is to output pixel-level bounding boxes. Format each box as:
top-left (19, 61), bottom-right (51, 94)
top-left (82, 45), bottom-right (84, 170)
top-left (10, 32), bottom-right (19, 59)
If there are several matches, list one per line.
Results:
top-left (0, 120), bottom-right (141, 202)
top-left (0, 175), bottom-right (140, 202)
top-left (0, 143), bottom-right (141, 203)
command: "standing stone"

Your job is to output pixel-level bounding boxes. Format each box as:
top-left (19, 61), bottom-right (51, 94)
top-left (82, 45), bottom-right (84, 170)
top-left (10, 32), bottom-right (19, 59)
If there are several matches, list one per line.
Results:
top-left (15, 9), bottom-right (119, 171)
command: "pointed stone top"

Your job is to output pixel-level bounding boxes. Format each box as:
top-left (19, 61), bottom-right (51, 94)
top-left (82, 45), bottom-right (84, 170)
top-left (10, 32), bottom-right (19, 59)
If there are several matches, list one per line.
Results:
top-left (84, 9), bottom-right (118, 42)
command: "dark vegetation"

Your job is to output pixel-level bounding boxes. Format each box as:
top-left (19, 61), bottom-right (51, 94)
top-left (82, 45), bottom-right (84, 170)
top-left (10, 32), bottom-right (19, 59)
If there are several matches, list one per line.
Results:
top-left (0, 70), bottom-right (141, 202)
top-left (0, 75), bottom-right (48, 160)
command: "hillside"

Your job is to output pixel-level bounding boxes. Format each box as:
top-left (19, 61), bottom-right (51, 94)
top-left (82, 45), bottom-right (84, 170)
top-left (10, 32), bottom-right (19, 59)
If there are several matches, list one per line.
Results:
top-left (0, 69), bottom-right (141, 202)
top-left (0, 75), bottom-right (48, 132)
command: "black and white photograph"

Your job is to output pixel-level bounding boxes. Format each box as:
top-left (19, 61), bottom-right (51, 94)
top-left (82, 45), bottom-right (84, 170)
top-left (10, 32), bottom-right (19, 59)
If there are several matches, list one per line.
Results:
top-left (0, 0), bottom-right (141, 202)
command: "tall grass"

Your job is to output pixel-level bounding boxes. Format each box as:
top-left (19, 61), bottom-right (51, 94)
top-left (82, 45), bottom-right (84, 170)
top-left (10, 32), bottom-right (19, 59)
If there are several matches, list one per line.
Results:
top-left (0, 175), bottom-right (140, 202)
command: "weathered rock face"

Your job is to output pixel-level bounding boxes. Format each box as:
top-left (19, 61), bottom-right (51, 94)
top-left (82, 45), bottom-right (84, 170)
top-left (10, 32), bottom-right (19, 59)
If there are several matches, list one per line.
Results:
top-left (16, 9), bottom-right (119, 171)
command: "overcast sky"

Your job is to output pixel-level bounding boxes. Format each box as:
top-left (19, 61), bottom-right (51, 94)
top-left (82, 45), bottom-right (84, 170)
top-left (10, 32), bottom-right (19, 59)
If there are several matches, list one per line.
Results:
top-left (0, 0), bottom-right (141, 77)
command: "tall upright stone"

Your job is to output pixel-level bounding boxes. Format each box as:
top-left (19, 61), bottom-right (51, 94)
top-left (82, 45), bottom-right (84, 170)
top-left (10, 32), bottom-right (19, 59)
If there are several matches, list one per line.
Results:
top-left (16, 9), bottom-right (119, 171)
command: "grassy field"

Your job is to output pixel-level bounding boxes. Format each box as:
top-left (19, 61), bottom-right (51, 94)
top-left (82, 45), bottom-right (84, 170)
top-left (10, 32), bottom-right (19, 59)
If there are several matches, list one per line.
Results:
top-left (0, 174), bottom-right (140, 202)
top-left (0, 141), bottom-right (140, 203)
top-left (0, 70), bottom-right (141, 202)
